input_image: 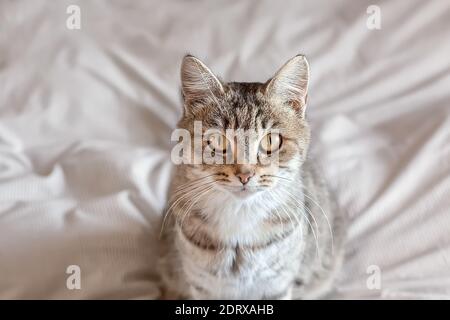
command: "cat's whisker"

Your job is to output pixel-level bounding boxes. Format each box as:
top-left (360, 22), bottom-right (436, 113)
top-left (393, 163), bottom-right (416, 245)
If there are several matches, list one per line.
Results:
top-left (167, 181), bottom-right (215, 214)
top-left (282, 188), bottom-right (320, 239)
top-left (171, 174), bottom-right (218, 195)
top-left (265, 174), bottom-right (294, 182)
top-left (276, 179), bottom-right (335, 255)
top-left (274, 191), bottom-right (303, 232)
top-left (274, 201), bottom-right (305, 250)
top-left (283, 192), bottom-right (322, 265)
top-left (298, 202), bottom-right (323, 265)
top-left (160, 190), bottom-right (199, 238)
top-left (179, 187), bottom-right (213, 231)
top-left (273, 208), bottom-right (285, 232)
top-left (301, 191), bottom-right (334, 254)
top-left (275, 195), bottom-right (305, 242)
top-left (265, 194), bottom-right (286, 234)
top-left (269, 192), bottom-right (296, 231)
top-left (170, 179), bottom-right (216, 200)
top-left (300, 210), bottom-right (321, 265)
top-left (162, 190), bottom-right (209, 238)
top-left (292, 184), bottom-right (335, 255)
top-left (302, 204), bottom-right (320, 242)
top-left (179, 187), bottom-right (214, 222)
top-left (160, 182), bottom-right (215, 237)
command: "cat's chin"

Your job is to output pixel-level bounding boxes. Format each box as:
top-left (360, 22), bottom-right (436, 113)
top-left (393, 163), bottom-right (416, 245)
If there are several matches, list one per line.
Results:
top-left (228, 188), bottom-right (262, 200)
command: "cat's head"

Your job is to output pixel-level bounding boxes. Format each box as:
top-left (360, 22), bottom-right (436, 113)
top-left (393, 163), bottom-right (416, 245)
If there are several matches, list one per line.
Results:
top-left (175, 54), bottom-right (310, 200)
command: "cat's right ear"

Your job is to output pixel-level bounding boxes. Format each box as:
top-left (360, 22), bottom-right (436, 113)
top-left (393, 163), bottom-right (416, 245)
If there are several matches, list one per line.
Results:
top-left (180, 55), bottom-right (224, 108)
top-left (264, 55), bottom-right (310, 118)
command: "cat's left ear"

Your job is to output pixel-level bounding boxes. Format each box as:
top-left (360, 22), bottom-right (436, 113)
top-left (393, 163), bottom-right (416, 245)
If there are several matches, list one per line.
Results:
top-left (180, 55), bottom-right (224, 105)
top-left (264, 54), bottom-right (310, 117)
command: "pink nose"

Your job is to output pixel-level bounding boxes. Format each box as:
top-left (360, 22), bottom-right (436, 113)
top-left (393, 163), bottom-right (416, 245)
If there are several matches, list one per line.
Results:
top-left (236, 172), bottom-right (254, 185)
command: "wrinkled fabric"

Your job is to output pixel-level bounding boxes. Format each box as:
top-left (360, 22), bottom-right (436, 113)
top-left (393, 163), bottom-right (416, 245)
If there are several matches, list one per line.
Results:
top-left (0, 0), bottom-right (449, 299)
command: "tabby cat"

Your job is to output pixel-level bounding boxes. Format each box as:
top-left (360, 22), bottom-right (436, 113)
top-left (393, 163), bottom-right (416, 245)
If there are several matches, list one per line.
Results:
top-left (159, 54), bottom-right (346, 299)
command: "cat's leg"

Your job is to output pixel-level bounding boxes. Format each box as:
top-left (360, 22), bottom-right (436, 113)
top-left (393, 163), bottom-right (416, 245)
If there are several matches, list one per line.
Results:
top-left (158, 244), bottom-right (192, 299)
top-left (159, 270), bottom-right (192, 300)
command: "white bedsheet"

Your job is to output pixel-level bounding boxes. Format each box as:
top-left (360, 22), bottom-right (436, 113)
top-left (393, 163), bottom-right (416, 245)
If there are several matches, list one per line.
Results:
top-left (0, 0), bottom-right (449, 299)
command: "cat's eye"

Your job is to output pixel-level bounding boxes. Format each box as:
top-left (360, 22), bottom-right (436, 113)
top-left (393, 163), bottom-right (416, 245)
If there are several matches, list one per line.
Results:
top-left (259, 133), bottom-right (282, 154)
top-left (207, 133), bottom-right (230, 154)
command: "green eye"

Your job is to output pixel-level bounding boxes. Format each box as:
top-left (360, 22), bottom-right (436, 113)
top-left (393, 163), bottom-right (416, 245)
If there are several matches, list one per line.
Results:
top-left (259, 133), bottom-right (282, 154)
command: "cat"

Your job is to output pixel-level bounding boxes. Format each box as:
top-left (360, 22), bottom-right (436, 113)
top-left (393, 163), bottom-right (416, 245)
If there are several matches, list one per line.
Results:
top-left (158, 54), bottom-right (346, 299)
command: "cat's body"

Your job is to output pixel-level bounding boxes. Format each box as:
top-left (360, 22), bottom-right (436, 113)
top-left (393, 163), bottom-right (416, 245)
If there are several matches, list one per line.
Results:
top-left (159, 55), bottom-right (346, 299)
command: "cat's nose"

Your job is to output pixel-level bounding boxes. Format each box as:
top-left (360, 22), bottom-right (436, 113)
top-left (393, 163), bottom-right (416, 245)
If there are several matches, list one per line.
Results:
top-left (236, 172), bottom-right (254, 185)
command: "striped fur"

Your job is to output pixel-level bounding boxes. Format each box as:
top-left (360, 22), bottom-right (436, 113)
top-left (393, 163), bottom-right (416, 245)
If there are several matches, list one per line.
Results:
top-left (158, 55), bottom-right (346, 299)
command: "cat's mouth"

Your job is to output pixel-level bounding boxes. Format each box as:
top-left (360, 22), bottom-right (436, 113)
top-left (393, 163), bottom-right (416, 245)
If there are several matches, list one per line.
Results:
top-left (227, 186), bottom-right (263, 199)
